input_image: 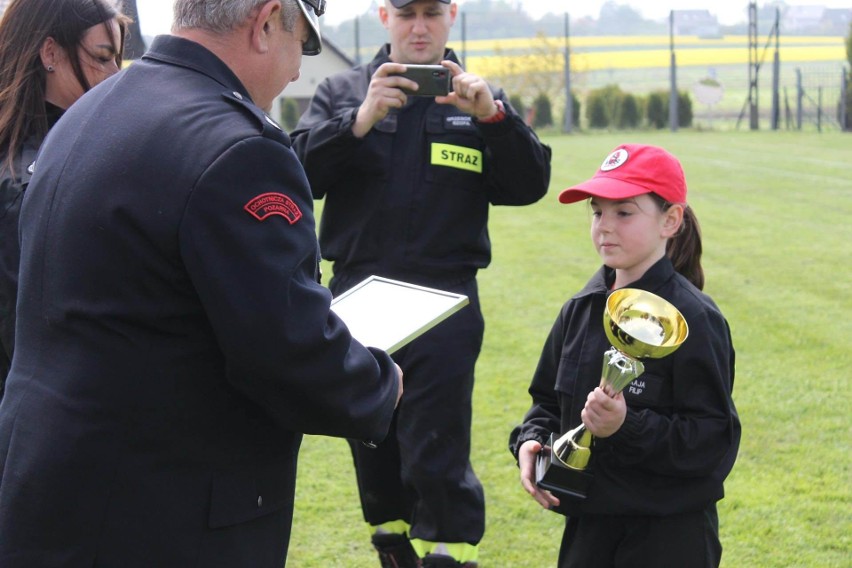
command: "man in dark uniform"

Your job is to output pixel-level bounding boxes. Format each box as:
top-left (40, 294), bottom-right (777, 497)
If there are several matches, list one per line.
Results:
top-left (291, 1), bottom-right (551, 566)
top-left (0, 1), bottom-right (403, 567)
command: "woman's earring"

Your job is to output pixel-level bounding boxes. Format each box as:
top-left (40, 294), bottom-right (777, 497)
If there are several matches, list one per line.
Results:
top-left (46, 65), bottom-right (54, 72)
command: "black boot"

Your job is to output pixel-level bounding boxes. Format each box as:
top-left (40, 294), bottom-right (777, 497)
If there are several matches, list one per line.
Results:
top-left (372, 533), bottom-right (421, 568)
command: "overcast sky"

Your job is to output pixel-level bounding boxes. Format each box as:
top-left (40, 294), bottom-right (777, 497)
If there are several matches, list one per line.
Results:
top-left (138, 1), bottom-right (852, 37)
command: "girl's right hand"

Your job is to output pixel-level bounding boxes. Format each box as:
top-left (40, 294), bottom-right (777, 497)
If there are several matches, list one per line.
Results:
top-left (518, 440), bottom-right (561, 510)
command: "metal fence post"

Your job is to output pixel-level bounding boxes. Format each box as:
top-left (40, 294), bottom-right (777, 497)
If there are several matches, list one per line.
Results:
top-left (796, 68), bottom-right (803, 131)
top-left (842, 68), bottom-right (849, 132)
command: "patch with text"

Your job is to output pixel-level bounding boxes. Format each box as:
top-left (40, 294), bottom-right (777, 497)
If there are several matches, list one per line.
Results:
top-left (431, 143), bottom-right (483, 174)
top-left (244, 192), bottom-right (302, 224)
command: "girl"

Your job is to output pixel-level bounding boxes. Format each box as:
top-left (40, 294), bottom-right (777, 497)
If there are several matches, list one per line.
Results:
top-left (509, 144), bottom-right (740, 568)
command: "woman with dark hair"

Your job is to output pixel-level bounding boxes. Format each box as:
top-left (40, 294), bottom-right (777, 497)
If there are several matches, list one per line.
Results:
top-left (0, 0), bottom-right (129, 393)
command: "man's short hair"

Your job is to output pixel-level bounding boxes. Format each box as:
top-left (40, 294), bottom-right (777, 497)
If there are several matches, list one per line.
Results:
top-left (173, 0), bottom-right (300, 34)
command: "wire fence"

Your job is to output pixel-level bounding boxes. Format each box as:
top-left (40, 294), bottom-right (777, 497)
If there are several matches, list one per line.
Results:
top-left (326, 10), bottom-right (850, 133)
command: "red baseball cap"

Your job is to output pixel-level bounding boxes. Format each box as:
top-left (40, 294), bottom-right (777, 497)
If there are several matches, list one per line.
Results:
top-left (558, 144), bottom-right (687, 205)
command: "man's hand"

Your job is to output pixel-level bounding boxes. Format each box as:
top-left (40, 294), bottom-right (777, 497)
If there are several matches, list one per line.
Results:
top-left (436, 60), bottom-right (498, 120)
top-left (518, 440), bottom-right (560, 510)
top-left (352, 63), bottom-right (419, 138)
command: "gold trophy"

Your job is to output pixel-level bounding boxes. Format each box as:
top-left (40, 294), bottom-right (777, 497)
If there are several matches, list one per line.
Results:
top-left (536, 288), bottom-right (689, 500)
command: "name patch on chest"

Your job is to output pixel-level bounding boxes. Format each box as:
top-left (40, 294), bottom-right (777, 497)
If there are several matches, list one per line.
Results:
top-left (431, 143), bottom-right (483, 174)
top-left (244, 192), bottom-right (302, 224)
top-left (444, 115), bottom-right (474, 130)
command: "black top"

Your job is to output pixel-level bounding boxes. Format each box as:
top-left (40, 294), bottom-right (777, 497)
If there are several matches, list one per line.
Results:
top-left (0, 102), bottom-right (64, 390)
top-left (0, 35), bottom-right (399, 567)
top-left (510, 257), bottom-right (741, 517)
top-left (292, 45), bottom-right (551, 285)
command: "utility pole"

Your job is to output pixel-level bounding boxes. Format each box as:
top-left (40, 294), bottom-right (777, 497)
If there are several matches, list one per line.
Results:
top-left (562, 13), bottom-right (573, 133)
top-left (771, 8), bottom-right (781, 130)
top-left (748, 1), bottom-right (759, 130)
top-left (669, 10), bottom-right (678, 132)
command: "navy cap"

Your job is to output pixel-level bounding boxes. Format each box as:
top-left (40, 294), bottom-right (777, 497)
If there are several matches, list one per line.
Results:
top-left (390, 0), bottom-right (450, 7)
top-left (297, 0), bottom-right (325, 56)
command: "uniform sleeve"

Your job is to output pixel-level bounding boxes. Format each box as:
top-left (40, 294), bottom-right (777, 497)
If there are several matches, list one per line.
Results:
top-left (178, 135), bottom-right (398, 442)
top-left (290, 78), bottom-right (362, 199)
top-left (601, 307), bottom-right (740, 479)
top-left (477, 90), bottom-right (552, 207)
top-left (509, 310), bottom-right (567, 460)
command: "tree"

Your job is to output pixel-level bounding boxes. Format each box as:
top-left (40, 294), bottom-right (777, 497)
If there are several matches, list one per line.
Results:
top-left (120, 0), bottom-right (147, 60)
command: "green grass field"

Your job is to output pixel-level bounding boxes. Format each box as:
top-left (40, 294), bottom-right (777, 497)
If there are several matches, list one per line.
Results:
top-left (286, 131), bottom-right (852, 567)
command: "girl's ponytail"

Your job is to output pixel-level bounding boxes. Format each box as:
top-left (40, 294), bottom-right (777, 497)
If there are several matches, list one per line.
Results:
top-left (666, 204), bottom-right (704, 290)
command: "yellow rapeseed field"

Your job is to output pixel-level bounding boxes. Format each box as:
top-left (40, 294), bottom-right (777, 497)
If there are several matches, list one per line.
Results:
top-left (463, 35), bottom-right (846, 76)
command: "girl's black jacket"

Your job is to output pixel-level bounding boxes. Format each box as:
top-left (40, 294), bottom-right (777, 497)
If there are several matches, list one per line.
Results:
top-left (509, 257), bottom-right (740, 517)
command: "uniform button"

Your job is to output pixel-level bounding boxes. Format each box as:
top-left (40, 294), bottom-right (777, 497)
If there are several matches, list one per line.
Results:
top-left (257, 495), bottom-right (263, 507)
top-left (233, 91), bottom-right (243, 100)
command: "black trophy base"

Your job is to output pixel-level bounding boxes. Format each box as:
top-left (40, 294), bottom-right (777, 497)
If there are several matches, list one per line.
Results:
top-left (535, 433), bottom-right (594, 500)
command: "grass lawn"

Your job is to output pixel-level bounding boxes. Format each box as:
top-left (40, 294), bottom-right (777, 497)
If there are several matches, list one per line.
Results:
top-left (286, 130), bottom-right (852, 567)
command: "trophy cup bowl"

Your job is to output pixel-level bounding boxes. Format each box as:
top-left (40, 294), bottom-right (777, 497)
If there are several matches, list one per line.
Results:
top-left (536, 289), bottom-right (689, 501)
top-left (604, 288), bottom-right (689, 360)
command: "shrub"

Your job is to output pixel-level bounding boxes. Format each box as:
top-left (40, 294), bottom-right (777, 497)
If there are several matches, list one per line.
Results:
top-left (647, 91), bottom-right (667, 129)
top-left (586, 84), bottom-right (623, 129)
top-left (570, 90), bottom-right (581, 128)
top-left (532, 93), bottom-right (553, 128)
top-left (509, 94), bottom-right (525, 120)
top-left (645, 90), bottom-right (693, 129)
top-left (846, 22), bottom-right (852, 130)
top-left (280, 98), bottom-right (301, 131)
top-left (677, 90), bottom-right (693, 128)
top-left (618, 93), bottom-right (642, 129)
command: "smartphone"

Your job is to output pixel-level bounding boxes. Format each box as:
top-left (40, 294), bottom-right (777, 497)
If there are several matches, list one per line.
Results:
top-left (394, 64), bottom-right (451, 97)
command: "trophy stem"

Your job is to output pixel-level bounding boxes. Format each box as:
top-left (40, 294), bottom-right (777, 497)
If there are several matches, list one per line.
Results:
top-left (550, 348), bottom-right (644, 472)
top-left (600, 347), bottom-right (644, 394)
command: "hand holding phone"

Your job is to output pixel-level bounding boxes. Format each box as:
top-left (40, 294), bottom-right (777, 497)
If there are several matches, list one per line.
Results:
top-left (393, 64), bottom-right (451, 97)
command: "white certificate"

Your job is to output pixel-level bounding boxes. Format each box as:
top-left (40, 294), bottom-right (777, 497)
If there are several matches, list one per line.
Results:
top-left (330, 275), bottom-right (469, 354)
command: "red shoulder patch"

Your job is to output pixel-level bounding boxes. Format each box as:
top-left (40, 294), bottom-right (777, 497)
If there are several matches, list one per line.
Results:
top-left (244, 192), bottom-right (302, 224)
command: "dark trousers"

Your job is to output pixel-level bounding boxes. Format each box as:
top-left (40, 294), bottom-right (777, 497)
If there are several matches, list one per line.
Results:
top-left (332, 274), bottom-right (485, 545)
top-left (558, 506), bottom-right (722, 568)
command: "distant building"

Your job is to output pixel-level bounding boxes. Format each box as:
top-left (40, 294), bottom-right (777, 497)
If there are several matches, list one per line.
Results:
top-left (822, 8), bottom-right (852, 33)
top-left (272, 37), bottom-right (355, 123)
top-left (673, 10), bottom-right (721, 38)
top-left (783, 5), bottom-right (852, 34)
top-left (783, 5), bottom-right (826, 32)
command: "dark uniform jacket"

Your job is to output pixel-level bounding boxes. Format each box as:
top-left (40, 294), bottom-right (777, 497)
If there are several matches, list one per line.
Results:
top-left (291, 45), bottom-right (551, 284)
top-left (510, 257), bottom-right (741, 517)
top-left (0, 35), bottom-right (399, 568)
top-left (0, 128), bottom-right (51, 390)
